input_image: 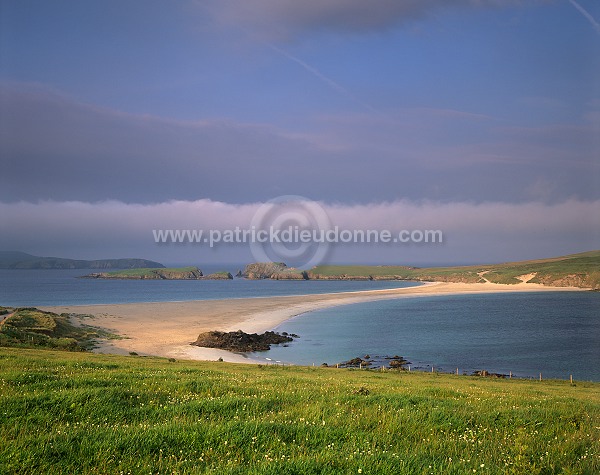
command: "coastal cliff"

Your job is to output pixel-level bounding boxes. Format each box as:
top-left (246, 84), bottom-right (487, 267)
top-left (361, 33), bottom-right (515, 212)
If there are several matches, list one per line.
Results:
top-left (82, 267), bottom-right (233, 280)
top-left (242, 262), bottom-right (307, 280)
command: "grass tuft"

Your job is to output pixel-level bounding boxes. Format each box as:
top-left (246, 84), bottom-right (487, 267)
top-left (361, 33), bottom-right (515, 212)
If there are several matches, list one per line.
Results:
top-left (0, 308), bottom-right (116, 351)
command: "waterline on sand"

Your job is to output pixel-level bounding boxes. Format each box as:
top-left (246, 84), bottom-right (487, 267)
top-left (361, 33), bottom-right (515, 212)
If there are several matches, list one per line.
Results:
top-left (41, 281), bottom-right (586, 364)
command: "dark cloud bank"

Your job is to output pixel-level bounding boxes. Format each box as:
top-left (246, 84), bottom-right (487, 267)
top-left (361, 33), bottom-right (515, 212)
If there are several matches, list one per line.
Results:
top-left (1, 84), bottom-right (596, 205)
top-left (210, 0), bottom-right (531, 39)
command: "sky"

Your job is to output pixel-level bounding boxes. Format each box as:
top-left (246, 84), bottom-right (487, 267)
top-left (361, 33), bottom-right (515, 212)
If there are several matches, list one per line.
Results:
top-left (0, 0), bottom-right (599, 267)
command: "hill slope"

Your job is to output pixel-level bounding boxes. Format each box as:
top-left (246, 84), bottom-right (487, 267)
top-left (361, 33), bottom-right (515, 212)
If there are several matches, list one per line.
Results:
top-left (309, 250), bottom-right (600, 289)
top-left (0, 307), bottom-right (113, 350)
top-left (0, 251), bottom-right (164, 269)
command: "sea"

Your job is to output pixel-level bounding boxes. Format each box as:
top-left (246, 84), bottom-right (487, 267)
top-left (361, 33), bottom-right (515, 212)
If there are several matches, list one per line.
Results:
top-left (0, 268), bottom-right (416, 306)
top-left (256, 292), bottom-right (600, 381)
top-left (1, 268), bottom-right (598, 381)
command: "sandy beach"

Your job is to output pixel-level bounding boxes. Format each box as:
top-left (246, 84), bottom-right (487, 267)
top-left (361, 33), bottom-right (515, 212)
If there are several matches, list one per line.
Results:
top-left (43, 281), bottom-right (584, 364)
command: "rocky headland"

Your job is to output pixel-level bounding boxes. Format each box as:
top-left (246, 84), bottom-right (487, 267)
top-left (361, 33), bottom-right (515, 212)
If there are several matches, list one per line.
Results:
top-left (241, 262), bottom-right (307, 280)
top-left (82, 267), bottom-right (233, 280)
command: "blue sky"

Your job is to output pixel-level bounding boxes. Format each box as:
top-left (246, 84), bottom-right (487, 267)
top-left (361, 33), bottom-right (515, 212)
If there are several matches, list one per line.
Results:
top-left (0, 0), bottom-right (599, 265)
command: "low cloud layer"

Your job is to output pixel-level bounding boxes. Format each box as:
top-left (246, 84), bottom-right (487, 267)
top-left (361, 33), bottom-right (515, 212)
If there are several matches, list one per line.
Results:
top-left (1, 198), bottom-right (597, 266)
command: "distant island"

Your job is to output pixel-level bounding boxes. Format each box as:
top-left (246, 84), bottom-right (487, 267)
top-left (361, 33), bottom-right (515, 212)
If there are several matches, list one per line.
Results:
top-left (0, 251), bottom-right (164, 270)
top-left (5, 249), bottom-right (598, 289)
top-left (81, 267), bottom-right (233, 280)
top-left (239, 250), bottom-right (600, 289)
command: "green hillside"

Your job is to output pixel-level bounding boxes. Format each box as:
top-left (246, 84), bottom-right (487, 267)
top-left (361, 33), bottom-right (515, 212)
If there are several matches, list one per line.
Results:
top-left (310, 250), bottom-right (600, 289)
top-left (0, 251), bottom-right (164, 269)
top-left (0, 308), bottom-right (115, 351)
top-left (98, 266), bottom-right (200, 279)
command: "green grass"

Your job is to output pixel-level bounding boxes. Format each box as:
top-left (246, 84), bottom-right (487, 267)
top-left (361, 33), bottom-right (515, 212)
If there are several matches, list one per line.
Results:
top-left (310, 265), bottom-right (482, 282)
top-left (103, 266), bottom-right (198, 277)
top-left (310, 250), bottom-right (600, 289)
top-left (0, 348), bottom-right (598, 474)
top-left (0, 308), bottom-right (116, 351)
top-left (207, 271), bottom-right (234, 278)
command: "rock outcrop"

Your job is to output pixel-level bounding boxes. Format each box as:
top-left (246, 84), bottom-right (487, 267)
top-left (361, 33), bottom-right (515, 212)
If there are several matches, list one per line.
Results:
top-left (241, 262), bottom-right (307, 280)
top-left (529, 273), bottom-right (600, 290)
top-left (472, 370), bottom-right (507, 378)
top-left (203, 272), bottom-right (234, 280)
top-left (271, 271), bottom-right (308, 280)
top-left (241, 262), bottom-right (287, 279)
top-left (334, 354), bottom-right (410, 369)
top-left (192, 330), bottom-right (295, 352)
top-left (83, 268), bottom-right (203, 280)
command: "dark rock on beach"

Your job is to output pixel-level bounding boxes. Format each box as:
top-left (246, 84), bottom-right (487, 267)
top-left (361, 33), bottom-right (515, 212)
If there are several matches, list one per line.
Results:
top-left (472, 370), bottom-right (507, 378)
top-left (386, 355), bottom-right (410, 368)
top-left (388, 359), bottom-right (407, 369)
top-left (281, 332), bottom-right (300, 338)
top-left (192, 330), bottom-right (294, 352)
top-left (335, 354), bottom-right (411, 369)
top-left (338, 356), bottom-right (372, 368)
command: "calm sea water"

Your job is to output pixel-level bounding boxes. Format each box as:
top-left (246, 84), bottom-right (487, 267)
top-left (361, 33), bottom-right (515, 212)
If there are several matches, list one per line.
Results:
top-left (0, 268), bottom-right (418, 306)
top-left (256, 292), bottom-right (600, 381)
top-left (1, 270), bottom-right (598, 381)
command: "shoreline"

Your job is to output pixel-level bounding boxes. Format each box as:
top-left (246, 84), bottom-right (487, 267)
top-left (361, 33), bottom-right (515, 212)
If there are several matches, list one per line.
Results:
top-left (42, 281), bottom-right (586, 364)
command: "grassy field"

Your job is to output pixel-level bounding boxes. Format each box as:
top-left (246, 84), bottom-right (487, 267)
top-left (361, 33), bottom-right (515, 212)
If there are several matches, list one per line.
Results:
top-left (101, 267), bottom-right (199, 277)
top-left (0, 348), bottom-right (598, 474)
top-left (310, 250), bottom-right (600, 289)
